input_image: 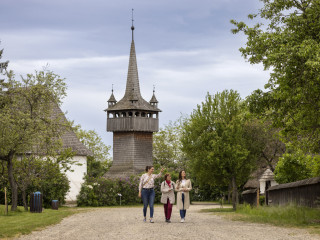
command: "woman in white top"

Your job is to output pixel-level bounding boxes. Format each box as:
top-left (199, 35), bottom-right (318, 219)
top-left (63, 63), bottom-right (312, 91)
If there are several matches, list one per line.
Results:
top-left (175, 170), bottom-right (192, 223)
top-left (138, 166), bottom-right (163, 223)
top-left (160, 173), bottom-right (175, 223)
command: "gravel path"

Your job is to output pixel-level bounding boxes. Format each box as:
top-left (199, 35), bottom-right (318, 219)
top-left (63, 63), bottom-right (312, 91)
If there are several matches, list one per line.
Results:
top-left (15, 205), bottom-right (319, 240)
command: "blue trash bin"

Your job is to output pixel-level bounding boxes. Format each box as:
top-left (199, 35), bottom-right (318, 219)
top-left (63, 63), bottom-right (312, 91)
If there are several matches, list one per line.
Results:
top-left (30, 191), bottom-right (42, 213)
top-left (52, 200), bottom-right (59, 210)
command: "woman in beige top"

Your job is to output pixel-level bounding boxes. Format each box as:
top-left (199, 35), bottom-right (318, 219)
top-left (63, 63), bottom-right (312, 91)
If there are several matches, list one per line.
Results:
top-left (160, 173), bottom-right (175, 223)
top-left (175, 170), bottom-right (192, 223)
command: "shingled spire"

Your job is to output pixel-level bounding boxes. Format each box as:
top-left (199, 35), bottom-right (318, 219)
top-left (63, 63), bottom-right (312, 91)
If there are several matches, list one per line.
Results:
top-left (105, 15), bottom-right (160, 112)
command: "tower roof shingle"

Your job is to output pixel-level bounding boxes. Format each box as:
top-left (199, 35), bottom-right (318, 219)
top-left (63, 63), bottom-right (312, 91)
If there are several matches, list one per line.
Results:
top-left (106, 39), bottom-right (161, 112)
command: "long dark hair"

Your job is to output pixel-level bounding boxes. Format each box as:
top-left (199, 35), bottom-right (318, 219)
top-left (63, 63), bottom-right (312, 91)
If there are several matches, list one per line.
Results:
top-left (145, 166), bottom-right (153, 172)
top-left (179, 170), bottom-right (186, 181)
top-left (178, 170), bottom-right (186, 186)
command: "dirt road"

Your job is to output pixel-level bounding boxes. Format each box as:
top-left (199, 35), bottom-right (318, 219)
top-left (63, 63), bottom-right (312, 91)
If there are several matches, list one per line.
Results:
top-left (15, 205), bottom-right (319, 240)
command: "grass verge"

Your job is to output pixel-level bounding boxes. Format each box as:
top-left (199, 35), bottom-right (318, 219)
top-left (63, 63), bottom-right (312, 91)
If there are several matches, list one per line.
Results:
top-left (201, 204), bottom-right (320, 235)
top-left (0, 205), bottom-right (88, 239)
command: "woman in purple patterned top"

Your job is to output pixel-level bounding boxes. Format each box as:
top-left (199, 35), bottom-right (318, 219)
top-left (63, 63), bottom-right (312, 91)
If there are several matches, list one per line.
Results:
top-left (138, 166), bottom-right (164, 223)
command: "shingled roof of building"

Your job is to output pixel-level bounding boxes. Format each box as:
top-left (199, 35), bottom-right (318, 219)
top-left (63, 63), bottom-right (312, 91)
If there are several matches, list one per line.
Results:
top-left (243, 167), bottom-right (268, 189)
top-left (53, 103), bottom-right (92, 156)
top-left (268, 176), bottom-right (320, 191)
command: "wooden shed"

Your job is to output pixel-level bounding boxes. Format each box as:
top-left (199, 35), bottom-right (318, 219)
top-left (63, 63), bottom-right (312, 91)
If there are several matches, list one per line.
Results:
top-left (267, 176), bottom-right (320, 208)
top-left (242, 189), bottom-right (258, 206)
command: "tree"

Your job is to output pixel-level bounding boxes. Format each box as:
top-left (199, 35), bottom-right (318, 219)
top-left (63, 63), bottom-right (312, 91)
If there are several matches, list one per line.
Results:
top-left (181, 90), bottom-right (257, 210)
top-left (274, 146), bottom-right (320, 183)
top-left (0, 70), bottom-right (68, 210)
top-left (153, 117), bottom-right (188, 171)
top-left (0, 47), bottom-right (9, 75)
top-left (231, 0), bottom-right (320, 153)
top-left (242, 118), bottom-right (285, 171)
top-left (75, 127), bottom-right (112, 178)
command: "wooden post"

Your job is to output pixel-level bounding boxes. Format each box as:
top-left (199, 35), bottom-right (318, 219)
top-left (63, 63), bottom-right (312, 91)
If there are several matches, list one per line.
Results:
top-left (257, 187), bottom-right (260, 207)
top-left (5, 187), bottom-right (8, 215)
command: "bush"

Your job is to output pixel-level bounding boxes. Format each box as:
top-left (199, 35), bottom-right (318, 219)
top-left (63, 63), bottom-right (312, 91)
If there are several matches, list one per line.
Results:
top-left (259, 195), bottom-right (265, 206)
top-left (0, 159), bottom-right (70, 209)
top-left (77, 171), bottom-right (183, 207)
top-left (77, 175), bottom-right (142, 206)
top-left (38, 170), bottom-right (70, 208)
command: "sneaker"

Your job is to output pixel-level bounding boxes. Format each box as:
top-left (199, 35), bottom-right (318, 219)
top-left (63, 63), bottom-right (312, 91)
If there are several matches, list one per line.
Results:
top-left (167, 219), bottom-right (171, 223)
top-left (180, 218), bottom-right (184, 223)
top-left (150, 219), bottom-right (154, 223)
top-left (143, 218), bottom-right (146, 222)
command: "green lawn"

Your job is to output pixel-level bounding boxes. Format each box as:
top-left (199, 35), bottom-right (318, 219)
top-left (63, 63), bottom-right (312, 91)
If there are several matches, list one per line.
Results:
top-left (0, 205), bottom-right (87, 239)
top-left (201, 204), bottom-right (320, 235)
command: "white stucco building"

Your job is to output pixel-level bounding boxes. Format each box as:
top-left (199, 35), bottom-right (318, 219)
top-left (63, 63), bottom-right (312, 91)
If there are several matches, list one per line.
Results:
top-left (55, 105), bottom-right (91, 202)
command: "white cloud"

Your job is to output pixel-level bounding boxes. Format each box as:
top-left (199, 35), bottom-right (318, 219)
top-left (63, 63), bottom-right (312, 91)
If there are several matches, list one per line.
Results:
top-left (8, 47), bottom-right (269, 148)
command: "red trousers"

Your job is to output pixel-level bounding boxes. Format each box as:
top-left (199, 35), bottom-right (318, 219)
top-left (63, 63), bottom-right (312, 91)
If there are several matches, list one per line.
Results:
top-left (164, 198), bottom-right (172, 220)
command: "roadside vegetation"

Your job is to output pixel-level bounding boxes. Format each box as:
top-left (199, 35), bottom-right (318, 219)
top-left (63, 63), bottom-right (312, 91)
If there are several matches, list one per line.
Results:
top-left (0, 205), bottom-right (86, 239)
top-left (202, 205), bottom-right (320, 235)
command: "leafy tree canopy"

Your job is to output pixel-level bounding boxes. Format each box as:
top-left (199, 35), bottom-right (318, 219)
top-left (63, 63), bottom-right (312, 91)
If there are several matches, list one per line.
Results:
top-left (75, 126), bottom-right (112, 177)
top-left (153, 116), bottom-right (188, 172)
top-left (231, 0), bottom-right (320, 153)
top-left (181, 90), bottom-right (257, 209)
top-left (0, 69), bottom-right (69, 210)
top-left (274, 145), bottom-right (320, 183)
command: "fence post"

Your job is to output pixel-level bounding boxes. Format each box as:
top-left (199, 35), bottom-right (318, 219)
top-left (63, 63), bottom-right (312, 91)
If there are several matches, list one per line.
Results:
top-left (5, 187), bottom-right (8, 215)
top-left (256, 187), bottom-right (260, 207)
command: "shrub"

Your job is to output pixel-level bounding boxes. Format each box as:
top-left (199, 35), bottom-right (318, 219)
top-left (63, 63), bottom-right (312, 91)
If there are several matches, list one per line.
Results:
top-left (259, 195), bottom-right (265, 206)
top-left (77, 175), bottom-right (143, 206)
top-left (0, 159), bottom-right (70, 209)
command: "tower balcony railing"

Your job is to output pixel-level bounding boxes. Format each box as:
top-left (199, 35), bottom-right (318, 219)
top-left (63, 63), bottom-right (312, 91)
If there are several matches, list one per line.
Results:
top-left (107, 117), bottom-right (159, 132)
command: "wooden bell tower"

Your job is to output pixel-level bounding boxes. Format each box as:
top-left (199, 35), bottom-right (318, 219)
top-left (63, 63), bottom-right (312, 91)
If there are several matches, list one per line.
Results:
top-left (104, 18), bottom-right (161, 177)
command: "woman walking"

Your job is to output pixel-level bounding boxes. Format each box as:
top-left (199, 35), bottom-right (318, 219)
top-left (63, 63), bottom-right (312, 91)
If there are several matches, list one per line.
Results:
top-left (160, 173), bottom-right (175, 223)
top-left (175, 170), bottom-right (192, 223)
top-left (138, 166), bottom-right (163, 223)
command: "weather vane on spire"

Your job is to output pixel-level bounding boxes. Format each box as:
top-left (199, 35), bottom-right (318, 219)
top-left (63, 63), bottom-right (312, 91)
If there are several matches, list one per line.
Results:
top-left (131, 8), bottom-right (135, 40)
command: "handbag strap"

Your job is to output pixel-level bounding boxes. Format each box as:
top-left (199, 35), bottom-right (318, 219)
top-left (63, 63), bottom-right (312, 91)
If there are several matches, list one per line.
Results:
top-left (143, 175), bottom-right (152, 187)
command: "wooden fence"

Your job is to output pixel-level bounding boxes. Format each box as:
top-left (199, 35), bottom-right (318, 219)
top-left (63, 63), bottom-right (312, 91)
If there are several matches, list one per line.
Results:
top-left (267, 177), bottom-right (320, 208)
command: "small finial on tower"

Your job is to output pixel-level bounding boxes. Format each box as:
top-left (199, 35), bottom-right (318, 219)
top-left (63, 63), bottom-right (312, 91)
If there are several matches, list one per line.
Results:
top-left (112, 84), bottom-right (114, 93)
top-left (131, 8), bottom-right (135, 40)
top-left (153, 85), bottom-right (155, 93)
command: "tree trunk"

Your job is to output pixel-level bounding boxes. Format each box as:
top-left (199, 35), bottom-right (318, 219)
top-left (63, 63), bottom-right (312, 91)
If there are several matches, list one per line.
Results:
top-left (232, 176), bottom-right (238, 210)
top-left (228, 181), bottom-right (232, 204)
top-left (22, 189), bottom-right (28, 211)
top-left (236, 190), bottom-right (239, 204)
top-left (7, 156), bottom-right (18, 211)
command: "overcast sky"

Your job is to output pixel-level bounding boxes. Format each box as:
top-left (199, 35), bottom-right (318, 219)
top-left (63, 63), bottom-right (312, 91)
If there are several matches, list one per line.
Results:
top-left (1, 0), bottom-right (269, 149)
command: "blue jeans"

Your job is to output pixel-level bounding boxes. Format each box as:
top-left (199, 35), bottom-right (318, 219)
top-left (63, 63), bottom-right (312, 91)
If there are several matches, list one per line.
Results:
top-left (180, 193), bottom-right (187, 219)
top-left (141, 188), bottom-right (155, 218)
